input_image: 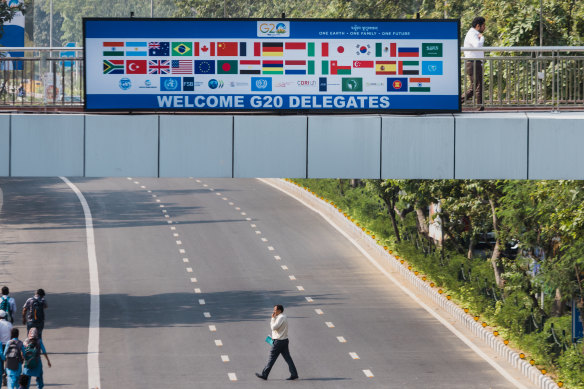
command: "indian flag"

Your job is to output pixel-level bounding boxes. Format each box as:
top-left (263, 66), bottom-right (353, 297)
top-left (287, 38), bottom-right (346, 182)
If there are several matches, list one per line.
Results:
top-left (409, 77), bottom-right (431, 92)
top-left (103, 42), bottom-right (124, 56)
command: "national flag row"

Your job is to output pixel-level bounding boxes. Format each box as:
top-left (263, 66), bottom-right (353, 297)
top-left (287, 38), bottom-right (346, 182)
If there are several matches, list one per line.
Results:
top-left (104, 59), bottom-right (443, 76)
top-left (103, 41), bottom-right (443, 58)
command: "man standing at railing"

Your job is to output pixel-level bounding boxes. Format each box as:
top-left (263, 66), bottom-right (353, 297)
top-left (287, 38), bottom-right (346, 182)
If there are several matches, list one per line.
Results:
top-left (462, 17), bottom-right (486, 111)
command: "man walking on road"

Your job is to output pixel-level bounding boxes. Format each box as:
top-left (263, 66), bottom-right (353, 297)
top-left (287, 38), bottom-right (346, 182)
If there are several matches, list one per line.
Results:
top-left (22, 290), bottom-right (47, 339)
top-left (256, 305), bottom-right (298, 381)
top-left (462, 16), bottom-right (486, 111)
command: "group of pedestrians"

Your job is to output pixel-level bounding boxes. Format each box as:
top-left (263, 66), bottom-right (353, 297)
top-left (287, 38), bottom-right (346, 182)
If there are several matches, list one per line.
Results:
top-left (0, 288), bottom-right (50, 389)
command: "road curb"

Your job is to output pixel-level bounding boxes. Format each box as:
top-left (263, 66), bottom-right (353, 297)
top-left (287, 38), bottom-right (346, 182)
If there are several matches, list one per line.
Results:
top-left (263, 178), bottom-right (559, 389)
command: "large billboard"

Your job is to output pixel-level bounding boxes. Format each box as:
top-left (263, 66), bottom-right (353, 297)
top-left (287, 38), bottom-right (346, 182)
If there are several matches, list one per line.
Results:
top-left (84, 18), bottom-right (460, 112)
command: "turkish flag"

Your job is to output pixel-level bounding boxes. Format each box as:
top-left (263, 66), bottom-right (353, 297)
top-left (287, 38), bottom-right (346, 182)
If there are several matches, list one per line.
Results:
top-left (126, 60), bottom-right (147, 74)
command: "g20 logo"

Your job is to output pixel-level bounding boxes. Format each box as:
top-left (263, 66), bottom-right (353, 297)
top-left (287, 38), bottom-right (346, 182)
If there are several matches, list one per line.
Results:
top-left (257, 21), bottom-right (289, 37)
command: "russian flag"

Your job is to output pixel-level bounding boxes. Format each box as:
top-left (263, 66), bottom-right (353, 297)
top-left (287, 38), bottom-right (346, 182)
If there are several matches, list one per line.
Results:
top-left (398, 47), bottom-right (419, 57)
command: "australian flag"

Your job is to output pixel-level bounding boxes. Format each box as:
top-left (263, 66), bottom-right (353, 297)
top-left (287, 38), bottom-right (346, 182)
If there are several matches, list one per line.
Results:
top-left (149, 42), bottom-right (170, 56)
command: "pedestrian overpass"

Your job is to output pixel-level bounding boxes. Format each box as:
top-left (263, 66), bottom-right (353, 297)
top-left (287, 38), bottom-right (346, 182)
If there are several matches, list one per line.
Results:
top-left (1, 111), bottom-right (583, 179)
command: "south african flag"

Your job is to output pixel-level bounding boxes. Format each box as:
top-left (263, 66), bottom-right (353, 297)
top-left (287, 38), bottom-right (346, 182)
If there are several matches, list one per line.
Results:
top-left (103, 59), bottom-right (124, 74)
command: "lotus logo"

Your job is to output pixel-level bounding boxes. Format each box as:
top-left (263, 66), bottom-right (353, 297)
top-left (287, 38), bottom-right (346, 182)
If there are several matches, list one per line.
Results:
top-left (255, 79), bottom-right (269, 90)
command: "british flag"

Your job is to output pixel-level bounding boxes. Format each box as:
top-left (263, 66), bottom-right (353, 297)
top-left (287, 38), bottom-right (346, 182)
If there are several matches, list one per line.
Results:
top-left (148, 60), bottom-right (170, 74)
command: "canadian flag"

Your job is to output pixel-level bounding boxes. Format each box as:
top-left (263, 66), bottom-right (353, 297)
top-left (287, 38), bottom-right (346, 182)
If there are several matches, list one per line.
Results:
top-left (195, 42), bottom-right (215, 57)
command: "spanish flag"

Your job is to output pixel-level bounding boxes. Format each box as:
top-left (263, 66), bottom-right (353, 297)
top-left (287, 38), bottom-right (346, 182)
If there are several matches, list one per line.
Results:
top-left (376, 61), bottom-right (396, 75)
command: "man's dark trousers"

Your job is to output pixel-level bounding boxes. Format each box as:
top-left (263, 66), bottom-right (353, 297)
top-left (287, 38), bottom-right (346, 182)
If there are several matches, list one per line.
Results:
top-left (463, 60), bottom-right (483, 105)
top-left (261, 339), bottom-right (298, 378)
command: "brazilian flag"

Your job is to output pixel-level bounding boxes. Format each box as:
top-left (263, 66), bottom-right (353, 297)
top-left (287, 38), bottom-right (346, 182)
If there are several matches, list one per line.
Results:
top-left (172, 42), bottom-right (193, 56)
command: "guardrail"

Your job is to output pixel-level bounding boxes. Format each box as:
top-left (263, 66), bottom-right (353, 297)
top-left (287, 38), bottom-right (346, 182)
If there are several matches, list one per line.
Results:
top-left (0, 46), bottom-right (582, 110)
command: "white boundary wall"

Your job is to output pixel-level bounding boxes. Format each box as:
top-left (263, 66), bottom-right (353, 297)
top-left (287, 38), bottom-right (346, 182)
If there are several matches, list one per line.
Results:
top-left (0, 112), bottom-right (583, 178)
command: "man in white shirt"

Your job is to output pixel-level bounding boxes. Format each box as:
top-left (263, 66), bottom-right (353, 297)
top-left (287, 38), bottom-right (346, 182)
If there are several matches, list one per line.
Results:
top-left (462, 17), bottom-right (486, 110)
top-left (256, 304), bottom-right (298, 381)
top-left (0, 310), bottom-right (13, 348)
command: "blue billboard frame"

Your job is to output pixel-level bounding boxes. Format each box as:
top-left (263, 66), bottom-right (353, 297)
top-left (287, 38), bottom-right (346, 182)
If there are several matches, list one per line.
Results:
top-left (83, 18), bottom-right (461, 113)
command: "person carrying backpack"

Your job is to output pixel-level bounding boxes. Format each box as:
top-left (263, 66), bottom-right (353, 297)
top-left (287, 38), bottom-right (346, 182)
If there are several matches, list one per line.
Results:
top-left (21, 328), bottom-right (50, 389)
top-left (21, 290), bottom-right (47, 339)
top-left (1, 287), bottom-right (17, 324)
top-left (3, 328), bottom-right (24, 389)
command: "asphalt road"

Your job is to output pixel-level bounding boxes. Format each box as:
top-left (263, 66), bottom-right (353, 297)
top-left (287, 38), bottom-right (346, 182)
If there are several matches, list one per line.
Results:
top-left (0, 177), bottom-right (531, 388)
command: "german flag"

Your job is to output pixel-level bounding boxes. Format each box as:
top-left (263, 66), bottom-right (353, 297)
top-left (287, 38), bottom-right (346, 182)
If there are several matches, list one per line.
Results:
top-left (262, 42), bottom-right (283, 57)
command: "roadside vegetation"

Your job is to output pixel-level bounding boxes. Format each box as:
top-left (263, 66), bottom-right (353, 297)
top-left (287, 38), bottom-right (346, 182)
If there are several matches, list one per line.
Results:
top-left (293, 179), bottom-right (584, 389)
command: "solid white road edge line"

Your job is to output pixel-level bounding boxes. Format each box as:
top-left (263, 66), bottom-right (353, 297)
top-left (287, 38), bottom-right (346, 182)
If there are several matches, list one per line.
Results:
top-left (258, 178), bottom-right (527, 389)
top-left (60, 177), bottom-right (101, 389)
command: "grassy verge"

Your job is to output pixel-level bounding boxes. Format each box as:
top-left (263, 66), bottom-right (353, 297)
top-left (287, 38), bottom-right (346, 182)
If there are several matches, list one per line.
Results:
top-left (291, 178), bottom-right (583, 389)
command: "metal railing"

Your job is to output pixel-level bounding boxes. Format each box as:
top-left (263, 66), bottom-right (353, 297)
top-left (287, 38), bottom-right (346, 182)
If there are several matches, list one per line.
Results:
top-left (0, 46), bottom-right (582, 110)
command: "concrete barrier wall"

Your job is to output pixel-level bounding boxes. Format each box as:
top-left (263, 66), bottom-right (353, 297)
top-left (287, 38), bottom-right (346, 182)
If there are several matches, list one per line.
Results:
top-left (1, 112), bottom-right (583, 178)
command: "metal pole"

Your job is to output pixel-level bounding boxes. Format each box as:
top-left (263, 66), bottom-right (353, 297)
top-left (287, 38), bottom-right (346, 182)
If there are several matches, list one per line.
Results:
top-left (49, 0), bottom-right (53, 49)
top-left (539, 0), bottom-right (543, 47)
top-left (223, 0), bottom-right (226, 17)
top-left (151, 0), bottom-right (153, 17)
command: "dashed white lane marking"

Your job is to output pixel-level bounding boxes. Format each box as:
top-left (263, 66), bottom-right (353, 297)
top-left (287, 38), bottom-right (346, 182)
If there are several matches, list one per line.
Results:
top-left (228, 202), bottom-right (234, 205)
top-left (363, 369), bottom-right (374, 378)
top-left (274, 256), bottom-right (281, 261)
top-left (164, 215), bottom-right (170, 218)
top-left (134, 181), bottom-right (139, 184)
top-left (251, 224), bottom-right (257, 228)
top-left (350, 352), bottom-right (360, 360)
top-left (156, 199), bottom-right (161, 202)
top-left (159, 204), bottom-right (165, 208)
top-left (152, 194), bottom-right (157, 197)
top-left (190, 278), bottom-right (197, 283)
top-left (281, 265), bottom-right (288, 270)
top-left (315, 309), bottom-right (323, 315)
top-left (222, 197), bottom-right (228, 201)
top-left (289, 275), bottom-right (296, 280)
top-left (261, 238), bottom-right (268, 242)
top-left (260, 179), bottom-right (527, 389)
top-left (176, 240), bottom-right (182, 245)
top-left (221, 355), bottom-right (230, 362)
top-left (183, 258), bottom-right (189, 263)
top-left (127, 177), bottom-right (132, 180)
top-left (174, 233), bottom-right (179, 237)
top-left (209, 188), bottom-right (214, 192)
top-left (147, 190), bottom-right (152, 193)
top-left (204, 312), bottom-right (211, 318)
top-left (245, 217), bottom-right (252, 221)
top-left (194, 288), bottom-right (201, 294)
top-left (255, 231), bottom-right (261, 235)
top-left (296, 286), bottom-right (305, 291)
top-left (186, 267), bottom-right (193, 273)
top-left (337, 336), bottom-right (347, 343)
top-left (235, 207), bottom-right (241, 211)
top-left (268, 246), bottom-right (275, 251)
top-left (305, 297), bottom-right (314, 302)
top-left (216, 193), bottom-right (221, 196)
top-left (203, 184), bottom-right (208, 187)
top-left (209, 325), bottom-right (217, 332)
top-left (241, 212), bottom-right (247, 216)
top-left (196, 179), bottom-right (201, 183)
top-left (215, 339), bottom-right (223, 346)
top-left (228, 373), bottom-right (237, 381)
top-left (162, 210), bottom-right (167, 213)
top-left (179, 249), bottom-right (186, 254)
top-left (140, 185), bottom-right (146, 189)
top-left (199, 299), bottom-right (206, 305)
top-left (167, 220), bottom-right (173, 224)
top-left (325, 322), bottom-right (335, 328)
top-left (170, 226), bottom-right (176, 231)
top-left (60, 177), bottom-right (101, 389)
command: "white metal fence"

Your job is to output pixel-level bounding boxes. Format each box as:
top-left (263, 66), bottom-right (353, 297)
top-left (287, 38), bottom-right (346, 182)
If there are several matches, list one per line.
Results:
top-left (0, 46), bottom-right (582, 110)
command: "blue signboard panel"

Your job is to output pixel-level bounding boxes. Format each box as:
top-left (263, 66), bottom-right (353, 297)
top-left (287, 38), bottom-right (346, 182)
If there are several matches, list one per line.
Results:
top-left (573, 300), bottom-right (583, 342)
top-left (84, 18), bottom-right (460, 112)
